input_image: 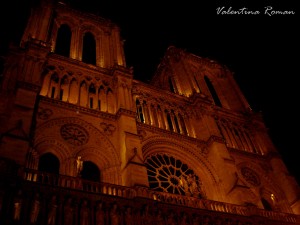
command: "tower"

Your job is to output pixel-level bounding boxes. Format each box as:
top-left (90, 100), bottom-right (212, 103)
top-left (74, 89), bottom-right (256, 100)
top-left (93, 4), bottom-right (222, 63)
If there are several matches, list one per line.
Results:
top-left (0, 0), bottom-right (299, 224)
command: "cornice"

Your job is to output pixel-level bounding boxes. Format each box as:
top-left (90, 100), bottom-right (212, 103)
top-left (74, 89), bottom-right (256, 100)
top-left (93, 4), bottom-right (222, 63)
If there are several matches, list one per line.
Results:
top-left (39, 96), bottom-right (117, 121)
top-left (17, 81), bottom-right (41, 93)
top-left (55, 2), bottom-right (117, 29)
top-left (116, 108), bottom-right (136, 119)
top-left (47, 54), bottom-right (112, 77)
top-left (137, 122), bottom-right (207, 149)
top-left (228, 147), bottom-right (265, 159)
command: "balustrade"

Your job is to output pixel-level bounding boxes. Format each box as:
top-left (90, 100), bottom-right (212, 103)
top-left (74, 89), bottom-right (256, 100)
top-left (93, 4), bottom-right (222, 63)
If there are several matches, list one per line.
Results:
top-left (0, 166), bottom-right (299, 225)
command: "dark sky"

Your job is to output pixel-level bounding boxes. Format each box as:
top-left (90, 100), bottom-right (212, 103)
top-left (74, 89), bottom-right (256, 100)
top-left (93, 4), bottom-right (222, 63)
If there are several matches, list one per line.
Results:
top-left (1, 0), bottom-right (299, 184)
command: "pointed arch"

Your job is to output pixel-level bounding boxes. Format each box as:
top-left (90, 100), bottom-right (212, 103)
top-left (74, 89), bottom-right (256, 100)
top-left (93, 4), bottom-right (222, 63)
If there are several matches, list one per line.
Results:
top-left (79, 81), bottom-right (88, 107)
top-left (55, 24), bottom-right (72, 57)
top-left (82, 32), bottom-right (96, 65)
top-left (261, 197), bottom-right (273, 211)
top-left (172, 111), bottom-right (180, 133)
top-left (38, 152), bottom-right (60, 174)
top-left (136, 99), bottom-right (144, 123)
top-left (49, 73), bottom-right (59, 98)
top-left (34, 117), bottom-right (121, 183)
top-left (141, 137), bottom-right (222, 200)
top-left (204, 75), bottom-right (222, 107)
top-left (81, 161), bottom-right (101, 182)
top-left (166, 110), bottom-right (173, 131)
top-left (68, 78), bottom-right (78, 104)
top-left (98, 86), bottom-right (106, 111)
top-left (88, 83), bottom-right (96, 109)
top-left (178, 114), bottom-right (188, 135)
top-left (107, 88), bottom-right (115, 113)
top-left (60, 75), bottom-right (69, 101)
top-left (40, 71), bottom-right (52, 96)
top-left (168, 76), bottom-right (176, 93)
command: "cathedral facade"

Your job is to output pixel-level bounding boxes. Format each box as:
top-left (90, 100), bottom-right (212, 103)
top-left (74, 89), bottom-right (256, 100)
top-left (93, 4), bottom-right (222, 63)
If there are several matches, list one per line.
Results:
top-left (0, 0), bottom-right (299, 224)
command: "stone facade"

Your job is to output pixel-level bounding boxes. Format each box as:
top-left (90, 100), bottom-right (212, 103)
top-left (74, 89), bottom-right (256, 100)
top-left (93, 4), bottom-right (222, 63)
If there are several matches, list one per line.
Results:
top-left (0, 0), bottom-right (299, 224)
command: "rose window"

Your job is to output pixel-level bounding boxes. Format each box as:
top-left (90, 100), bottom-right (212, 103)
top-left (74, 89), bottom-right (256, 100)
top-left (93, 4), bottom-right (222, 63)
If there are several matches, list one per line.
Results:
top-left (60, 124), bottom-right (89, 146)
top-left (145, 154), bottom-right (205, 198)
top-left (241, 167), bottom-right (261, 187)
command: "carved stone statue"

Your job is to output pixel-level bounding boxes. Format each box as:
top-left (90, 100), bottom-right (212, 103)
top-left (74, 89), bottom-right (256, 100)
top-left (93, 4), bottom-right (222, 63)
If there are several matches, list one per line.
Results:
top-left (154, 209), bottom-right (164, 225)
top-left (80, 200), bottom-right (90, 225)
top-left (47, 195), bottom-right (58, 225)
top-left (180, 174), bottom-right (203, 197)
top-left (76, 156), bottom-right (83, 176)
top-left (109, 203), bottom-right (120, 225)
top-left (64, 197), bottom-right (74, 225)
top-left (95, 202), bottom-right (105, 225)
top-left (180, 212), bottom-right (188, 225)
top-left (124, 206), bottom-right (134, 225)
top-left (13, 190), bottom-right (23, 221)
top-left (141, 204), bottom-right (152, 225)
top-left (165, 211), bottom-right (176, 225)
top-left (30, 193), bottom-right (40, 224)
top-left (180, 175), bottom-right (189, 194)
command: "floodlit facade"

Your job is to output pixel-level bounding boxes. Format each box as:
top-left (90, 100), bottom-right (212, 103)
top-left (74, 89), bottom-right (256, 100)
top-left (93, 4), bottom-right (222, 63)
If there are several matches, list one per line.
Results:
top-left (0, 0), bottom-right (299, 224)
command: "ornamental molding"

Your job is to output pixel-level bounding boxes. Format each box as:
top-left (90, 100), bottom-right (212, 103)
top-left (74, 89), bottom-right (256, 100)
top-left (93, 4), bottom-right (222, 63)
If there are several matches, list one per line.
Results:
top-left (236, 162), bottom-right (285, 198)
top-left (37, 107), bottom-right (53, 120)
top-left (142, 141), bottom-right (218, 185)
top-left (39, 97), bottom-right (117, 121)
top-left (60, 123), bottom-right (89, 146)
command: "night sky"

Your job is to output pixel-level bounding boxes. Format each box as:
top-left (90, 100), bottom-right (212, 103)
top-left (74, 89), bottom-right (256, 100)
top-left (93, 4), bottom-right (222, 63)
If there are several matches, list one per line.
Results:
top-left (1, 0), bottom-right (299, 184)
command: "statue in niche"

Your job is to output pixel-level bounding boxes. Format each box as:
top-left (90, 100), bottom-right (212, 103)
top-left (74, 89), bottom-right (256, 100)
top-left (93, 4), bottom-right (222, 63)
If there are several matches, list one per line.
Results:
top-left (165, 211), bottom-right (176, 225)
top-left (191, 214), bottom-right (199, 225)
top-left (80, 200), bottom-right (90, 225)
top-left (47, 195), bottom-right (58, 225)
top-left (180, 174), bottom-right (203, 198)
top-left (63, 197), bottom-right (74, 225)
top-left (180, 175), bottom-right (189, 194)
top-left (141, 204), bottom-right (152, 225)
top-left (202, 215), bottom-right (212, 225)
top-left (13, 190), bottom-right (23, 221)
top-left (76, 156), bottom-right (83, 176)
top-left (180, 212), bottom-right (188, 225)
top-left (109, 203), bottom-right (120, 225)
top-left (124, 206), bottom-right (134, 225)
top-left (95, 201), bottom-right (105, 225)
top-left (154, 209), bottom-right (164, 225)
top-left (30, 193), bottom-right (40, 224)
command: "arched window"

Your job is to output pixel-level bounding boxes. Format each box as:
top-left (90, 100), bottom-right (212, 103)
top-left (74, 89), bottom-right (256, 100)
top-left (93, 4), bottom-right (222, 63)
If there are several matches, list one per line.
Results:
top-left (81, 161), bottom-right (100, 182)
top-left (166, 111), bottom-right (173, 131)
top-left (136, 99), bottom-right (144, 123)
top-left (178, 114), bottom-right (188, 135)
top-left (55, 24), bottom-right (71, 57)
top-left (107, 89), bottom-right (115, 113)
top-left (60, 75), bottom-right (69, 101)
top-left (49, 73), bottom-right (59, 98)
top-left (82, 32), bottom-right (96, 65)
top-left (38, 153), bottom-right (60, 174)
top-left (89, 83), bottom-right (96, 109)
top-left (194, 76), bottom-right (201, 92)
top-left (79, 81), bottom-right (87, 107)
top-left (261, 198), bottom-right (272, 211)
top-left (168, 77), bottom-right (176, 93)
top-left (98, 86), bottom-right (106, 111)
top-left (172, 111), bottom-right (180, 133)
top-left (204, 76), bottom-right (222, 107)
top-left (145, 154), bottom-right (205, 198)
top-left (69, 78), bottom-right (78, 104)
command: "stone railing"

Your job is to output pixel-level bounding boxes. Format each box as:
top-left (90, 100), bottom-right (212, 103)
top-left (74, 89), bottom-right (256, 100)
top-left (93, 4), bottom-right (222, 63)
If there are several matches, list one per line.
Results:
top-left (23, 169), bottom-right (136, 198)
top-left (21, 169), bottom-right (300, 224)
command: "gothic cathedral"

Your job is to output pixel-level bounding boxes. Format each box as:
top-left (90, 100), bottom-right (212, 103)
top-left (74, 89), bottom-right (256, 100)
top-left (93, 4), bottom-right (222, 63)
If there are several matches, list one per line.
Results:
top-left (0, 0), bottom-right (299, 224)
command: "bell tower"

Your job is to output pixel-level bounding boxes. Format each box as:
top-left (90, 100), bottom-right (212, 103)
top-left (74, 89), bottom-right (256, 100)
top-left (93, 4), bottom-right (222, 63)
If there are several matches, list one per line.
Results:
top-left (0, 0), bottom-right (149, 187)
